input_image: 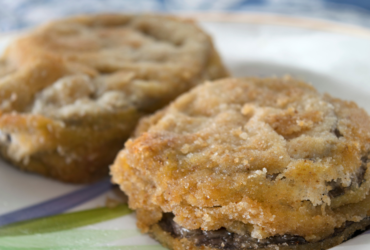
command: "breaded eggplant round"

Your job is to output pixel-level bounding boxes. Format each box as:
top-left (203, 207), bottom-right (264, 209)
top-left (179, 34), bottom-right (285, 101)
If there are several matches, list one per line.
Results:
top-left (0, 14), bottom-right (228, 183)
top-left (111, 77), bottom-right (370, 249)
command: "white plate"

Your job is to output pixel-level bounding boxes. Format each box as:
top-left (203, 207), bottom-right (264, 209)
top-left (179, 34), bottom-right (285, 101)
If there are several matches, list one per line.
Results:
top-left (0, 14), bottom-right (370, 250)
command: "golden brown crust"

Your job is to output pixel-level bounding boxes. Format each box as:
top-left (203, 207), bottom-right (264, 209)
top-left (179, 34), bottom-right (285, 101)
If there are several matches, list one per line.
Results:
top-left (0, 112), bottom-right (138, 182)
top-left (0, 14), bottom-right (228, 183)
top-left (5, 14), bottom-right (228, 114)
top-left (111, 77), bottom-right (370, 240)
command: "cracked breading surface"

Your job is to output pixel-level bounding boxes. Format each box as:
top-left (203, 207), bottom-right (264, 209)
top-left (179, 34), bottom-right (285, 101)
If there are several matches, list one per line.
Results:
top-left (111, 77), bottom-right (370, 242)
top-left (0, 14), bottom-right (228, 183)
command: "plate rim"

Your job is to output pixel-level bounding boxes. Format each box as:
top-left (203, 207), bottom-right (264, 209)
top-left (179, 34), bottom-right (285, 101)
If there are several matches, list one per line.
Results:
top-left (178, 11), bottom-right (370, 39)
top-left (2, 12), bottom-right (370, 39)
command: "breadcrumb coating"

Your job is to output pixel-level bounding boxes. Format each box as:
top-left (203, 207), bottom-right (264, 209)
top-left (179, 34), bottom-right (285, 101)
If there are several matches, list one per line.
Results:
top-left (0, 14), bottom-right (228, 182)
top-left (111, 77), bottom-right (370, 241)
